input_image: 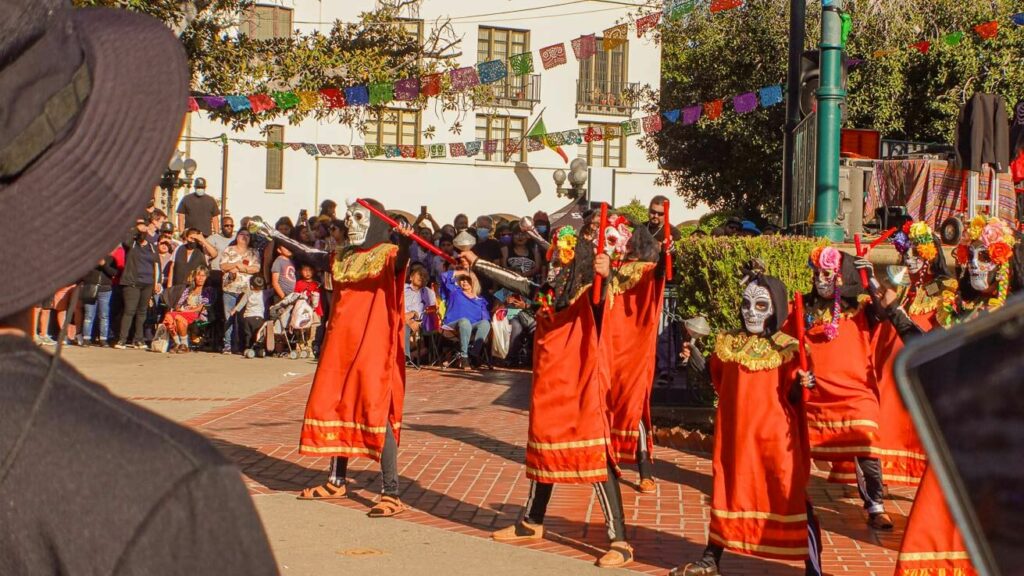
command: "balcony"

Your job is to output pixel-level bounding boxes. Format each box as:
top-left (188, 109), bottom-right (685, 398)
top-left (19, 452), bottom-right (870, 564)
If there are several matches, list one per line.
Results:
top-left (576, 81), bottom-right (640, 116)
top-left (476, 74), bottom-right (541, 111)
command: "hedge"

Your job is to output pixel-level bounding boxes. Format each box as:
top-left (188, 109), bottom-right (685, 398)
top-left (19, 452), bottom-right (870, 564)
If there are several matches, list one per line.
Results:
top-left (672, 235), bottom-right (826, 340)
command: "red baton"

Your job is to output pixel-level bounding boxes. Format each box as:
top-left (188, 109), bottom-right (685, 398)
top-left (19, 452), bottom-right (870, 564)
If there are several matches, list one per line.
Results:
top-left (356, 199), bottom-right (456, 265)
top-left (794, 292), bottom-right (808, 372)
top-left (593, 202), bottom-right (608, 304)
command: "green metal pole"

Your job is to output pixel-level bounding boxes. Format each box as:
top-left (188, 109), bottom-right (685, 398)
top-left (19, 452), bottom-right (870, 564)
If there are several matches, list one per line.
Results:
top-left (812, 0), bottom-right (846, 241)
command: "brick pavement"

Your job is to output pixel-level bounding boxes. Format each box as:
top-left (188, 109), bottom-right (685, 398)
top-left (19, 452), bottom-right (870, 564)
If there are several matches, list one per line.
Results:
top-left (187, 368), bottom-right (913, 576)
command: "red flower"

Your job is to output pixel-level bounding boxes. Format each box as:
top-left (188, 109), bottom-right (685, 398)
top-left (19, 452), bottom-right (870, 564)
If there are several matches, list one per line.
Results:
top-left (989, 242), bottom-right (1012, 265)
top-left (902, 221), bottom-right (913, 235)
top-left (955, 244), bottom-right (970, 265)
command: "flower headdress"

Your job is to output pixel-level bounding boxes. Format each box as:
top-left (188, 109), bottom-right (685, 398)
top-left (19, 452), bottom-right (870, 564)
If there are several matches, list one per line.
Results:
top-left (955, 216), bottom-right (1017, 310)
top-left (548, 226), bottom-right (578, 265)
top-left (808, 245), bottom-right (843, 341)
top-left (892, 221), bottom-right (938, 262)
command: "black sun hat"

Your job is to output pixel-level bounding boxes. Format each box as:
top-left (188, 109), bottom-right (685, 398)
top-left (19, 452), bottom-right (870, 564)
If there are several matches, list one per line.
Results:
top-left (0, 0), bottom-right (188, 319)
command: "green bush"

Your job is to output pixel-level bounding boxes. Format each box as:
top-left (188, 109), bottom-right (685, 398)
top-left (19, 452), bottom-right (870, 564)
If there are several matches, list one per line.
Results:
top-left (615, 198), bottom-right (649, 226)
top-left (672, 236), bottom-right (826, 338)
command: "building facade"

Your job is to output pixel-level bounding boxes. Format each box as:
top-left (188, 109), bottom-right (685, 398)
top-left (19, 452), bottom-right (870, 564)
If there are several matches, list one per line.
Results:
top-left (177, 0), bottom-right (707, 226)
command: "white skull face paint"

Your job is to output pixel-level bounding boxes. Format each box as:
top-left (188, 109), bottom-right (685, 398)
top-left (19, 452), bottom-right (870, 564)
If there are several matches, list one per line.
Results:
top-left (603, 226), bottom-right (620, 256)
top-left (814, 269), bottom-right (837, 299)
top-left (968, 243), bottom-right (997, 292)
top-left (903, 252), bottom-right (925, 276)
top-left (741, 283), bottom-right (773, 335)
top-left (344, 201), bottom-right (371, 245)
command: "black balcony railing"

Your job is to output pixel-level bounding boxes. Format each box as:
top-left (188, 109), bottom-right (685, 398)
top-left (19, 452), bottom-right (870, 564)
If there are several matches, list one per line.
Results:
top-left (478, 74), bottom-right (541, 110)
top-left (576, 81), bottom-right (639, 116)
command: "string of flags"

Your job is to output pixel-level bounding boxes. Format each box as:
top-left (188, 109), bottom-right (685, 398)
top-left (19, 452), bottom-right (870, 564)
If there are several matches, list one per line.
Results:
top-left (861, 13), bottom-right (1022, 59)
top-left (228, 82), bottom-right (785, 160)
top-left (186, 1), bottom-right (751, 116)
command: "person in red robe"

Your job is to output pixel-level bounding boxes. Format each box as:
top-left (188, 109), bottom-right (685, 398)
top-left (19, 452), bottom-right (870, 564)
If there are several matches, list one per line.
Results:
top-left (460, 225), bottom-right (634, 569)
top-left (599, 218), bottom-right (665, 493)
top-left (671, 266), bottom-right (821, 576)
top-left (262, 199), bottom-right (413, 518)
top-left (785, 246), bottom-right (895, 529)
top-left (894, 217), bottom-right (1019, 576)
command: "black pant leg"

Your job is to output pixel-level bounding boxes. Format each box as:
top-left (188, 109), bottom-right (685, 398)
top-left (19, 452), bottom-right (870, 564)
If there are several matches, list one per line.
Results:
top-left (524, 481), bottom-right (554, 525)
top-left (380, 423), bottom-right (400, 497)
top-left (133, 285), bottom-right (153, 344)
top-left (855, 457), bottom-right (885, 513)
top-left (117, 285), bottom-right (140, 344)
top-left (636, 421), bottom-right (653, 480)
top-left (805, 501), bottom-right (823, 576)
top-left (593, 460), bottom-right (628, 542)
top-left (328, 456), bottom-right (348, 486)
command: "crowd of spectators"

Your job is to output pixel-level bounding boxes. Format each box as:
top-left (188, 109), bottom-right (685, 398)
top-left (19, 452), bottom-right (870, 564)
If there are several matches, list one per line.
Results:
top-left (34, 188), bottom-right (685, 373)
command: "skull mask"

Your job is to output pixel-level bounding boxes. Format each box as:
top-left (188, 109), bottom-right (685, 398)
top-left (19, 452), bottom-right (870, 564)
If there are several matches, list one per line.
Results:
top-left (344, 201), bottom-right (371, 245)
top-left (814, 269), bottom-right (838, 299)
top-left (903, 252), bottom-right (925, 277)
top-left (967, 243), bottom-right (997, 293)
top-left (741, 282), bottom-right (774, 335)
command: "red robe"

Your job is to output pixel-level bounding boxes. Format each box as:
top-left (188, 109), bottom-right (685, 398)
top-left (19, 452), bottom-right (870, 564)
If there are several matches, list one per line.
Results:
top-left (785, 303), bottom-right (880, 461)
top-left (526, 288), bottom-right (611, 483)
top-left (708, 331), bottom-right (811, 561)
top-left (298, 244), bottom-right (406, 461)
top-left (602, 262), bottom-right (663, 463)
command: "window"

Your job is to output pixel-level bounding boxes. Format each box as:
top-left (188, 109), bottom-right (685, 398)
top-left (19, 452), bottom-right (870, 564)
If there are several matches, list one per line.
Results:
top-left (365, 109), bottom-right (421, 147)
top-left (245, 5), bottom-right (293, 40)
top-left (578, 122), bottom-right (626, 168)
top-left (266, 125), bottom-right (284, 190)
top-left (477, 26), bottom-right (536, 109)
top-left (577, 39), bottom-right (633, 115)
top-left (475, 115), bottom-right (527, 163)
top-left (400, 19), bottom-right (424, 43)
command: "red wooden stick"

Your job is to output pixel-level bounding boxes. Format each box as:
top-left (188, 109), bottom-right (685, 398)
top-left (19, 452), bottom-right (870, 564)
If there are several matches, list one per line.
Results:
top-left (356, 199), bottom-right (457, 265)
top-left (854, 234), bottom-right (869, 288)
top-left (794, 292), bottom-right (808, 372)
top-left (663, 200), bottom-right (673, 281)
top-left (593, 203), bottom-right (609, 304)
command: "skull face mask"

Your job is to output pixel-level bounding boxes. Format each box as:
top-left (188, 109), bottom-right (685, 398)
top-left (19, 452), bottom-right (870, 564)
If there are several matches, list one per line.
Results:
top-left (903, 252), bottom-right (925, 277)
top-left (344, 201), bottom-right (371, 245)
top-left (741, 282), bottom-right (774, 334)
top-left (814, 269), bottom-right (837, 299)
top-left (968, 243), bottom-right (997, 292)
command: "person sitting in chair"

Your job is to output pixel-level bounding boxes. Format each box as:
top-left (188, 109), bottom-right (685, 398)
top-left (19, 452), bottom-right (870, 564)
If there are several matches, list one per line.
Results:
top-left (163, 266), bottom-right (213, 353)
top-left (439, 269), bottom-right (490, 369)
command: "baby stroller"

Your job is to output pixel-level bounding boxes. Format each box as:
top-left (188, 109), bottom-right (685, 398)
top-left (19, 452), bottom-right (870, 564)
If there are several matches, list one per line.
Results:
top-left (245, 292), bottom-right (320, 359)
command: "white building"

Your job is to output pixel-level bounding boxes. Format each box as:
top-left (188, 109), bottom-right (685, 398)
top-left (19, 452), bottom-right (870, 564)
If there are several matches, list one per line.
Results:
top-left (176, 0), bottom-right (707, 227)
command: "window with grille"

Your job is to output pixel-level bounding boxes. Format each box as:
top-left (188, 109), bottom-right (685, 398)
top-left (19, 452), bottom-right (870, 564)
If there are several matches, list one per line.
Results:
top-left (365, 109), bottom-right (421, 148)
top-left (475, 115), bottom-right (528, 163)
top-left (400, 19), bottom-right (424, 43)
top-left (478, 27), bottom-right (531, 104)
top-left (578, 39), bottom-right (630, 114)
top-left (577, 123), bottom-right (626, 168)
top-left (245, 5), bottom-right (293, 40)
top-left (265, 125), bottom-right (284, 190)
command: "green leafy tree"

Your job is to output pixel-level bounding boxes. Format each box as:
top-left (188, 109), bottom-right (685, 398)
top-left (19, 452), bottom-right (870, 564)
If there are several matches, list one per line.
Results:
top-left (72, 0), bottom-right (465, 133)
top-left (639, 0), bottom-right (1024, 221)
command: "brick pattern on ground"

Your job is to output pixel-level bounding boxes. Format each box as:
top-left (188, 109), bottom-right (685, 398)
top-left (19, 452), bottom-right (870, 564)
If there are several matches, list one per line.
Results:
top-left (187, 369), bottom-right (913, 576)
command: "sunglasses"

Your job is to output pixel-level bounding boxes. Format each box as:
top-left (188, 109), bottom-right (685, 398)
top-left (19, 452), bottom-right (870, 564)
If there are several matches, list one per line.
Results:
top-left (649, 210), bottom-right (664, 216)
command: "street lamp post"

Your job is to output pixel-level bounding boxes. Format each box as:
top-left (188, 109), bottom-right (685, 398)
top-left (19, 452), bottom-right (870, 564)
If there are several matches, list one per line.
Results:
top-left (159, 151), bottom-right (197, 214)
top-left (553, 159), bottom-right (589, 199)
top-left (812, 0), bottom-right (847, 241)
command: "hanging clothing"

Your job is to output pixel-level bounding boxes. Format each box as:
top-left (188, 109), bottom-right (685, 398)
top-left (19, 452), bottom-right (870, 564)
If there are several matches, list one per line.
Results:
top-left (299, 243), bottom-right (406, 461)
top-left (601, 261), bottom-right (663, 464)
top-left (707, 331), bottom-right (812, 560)
top-left (955, 93), bottom-right (1010, 173)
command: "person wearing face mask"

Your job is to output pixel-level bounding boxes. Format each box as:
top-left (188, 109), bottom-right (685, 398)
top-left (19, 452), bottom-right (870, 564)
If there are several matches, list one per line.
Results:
top-left (532, 211), bottom-right (551, 240)
top-left (671, 265), bottom-right (819, 576)
top-left (783, 246), bottom-right (895, 530)
top-left (175, 177), bottom-right (220, 237)
top-left (953, 215), bottom-right (1021, 321)
top-left (470, 215), bottom-right (502, 262)
top-left (166, 228), bottom-right (217, 294)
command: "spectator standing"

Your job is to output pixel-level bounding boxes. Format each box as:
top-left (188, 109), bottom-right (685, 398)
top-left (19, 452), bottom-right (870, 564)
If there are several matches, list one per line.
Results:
top-left (175, 177), bottom-right (220, 237)
top-left (646, 196), bottom-right (682, 386)
top-left (206, 217), bottom-right (236, 271)
top-left (271, 243), bottom-right (297, 301)
top-left (145, 209), bottom-right (167, 244)
top-left (231, 275), bottom-right (268, 355)
top-left (163, 266), bottom-right (213, 354)
top-left (532, 211), bottom-right (551, 241)
top-left (220, 230), bottom-right (259, 354)
top-left (453, 213), bottom-right (470, 233)
top-left (439, 270), bottom-right (491, 368)
top-left (471, 215), bottom-right (502, 263)
top-left (77, 255), bottom-right (120, 346)
top-left (167, 228), bottom-right (216, 290)
top-left (319, 199), bottom-right (337, 220)
top-left (115, 224), bottom-right (161, 349)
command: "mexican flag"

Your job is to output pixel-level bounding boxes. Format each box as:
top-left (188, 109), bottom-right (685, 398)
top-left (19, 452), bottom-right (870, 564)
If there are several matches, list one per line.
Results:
top-left (529, 116), bottom-right (568, 163)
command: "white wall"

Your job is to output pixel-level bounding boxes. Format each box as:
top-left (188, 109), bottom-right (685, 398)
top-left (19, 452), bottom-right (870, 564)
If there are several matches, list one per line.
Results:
top-left (180, 0), bottom-right (708, 227)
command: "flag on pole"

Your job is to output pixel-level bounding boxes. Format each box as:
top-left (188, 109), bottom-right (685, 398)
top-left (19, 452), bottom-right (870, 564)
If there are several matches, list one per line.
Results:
top-left (528, 116), bottom-right (568, 163)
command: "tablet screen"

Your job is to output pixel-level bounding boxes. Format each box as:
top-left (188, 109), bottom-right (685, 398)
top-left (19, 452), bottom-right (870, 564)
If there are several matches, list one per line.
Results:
top-left (909, 317), bottom-right (1024, 575)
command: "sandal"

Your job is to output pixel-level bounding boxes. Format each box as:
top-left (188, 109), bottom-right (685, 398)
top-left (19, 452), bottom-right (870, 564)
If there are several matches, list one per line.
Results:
top-left (637, 478), bottom-right (657, 494)
top-left (597, 542), bottom-right (634, 568)
top-left (297, 482), bottom-right (347, 500)
top-left (367, 495), bottom-right (407, 518)
top-left (669, 559), bottom-right (720, 576)
top-left (491, 521), bottom-right (544, 542)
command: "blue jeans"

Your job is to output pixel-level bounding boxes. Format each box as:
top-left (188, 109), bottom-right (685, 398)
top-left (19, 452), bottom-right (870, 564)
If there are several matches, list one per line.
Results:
top-left (82, 290), bottom-right (112, 342)
top-left (222, 291), bottom-right (241, 351)
top-left (455, 318), bottom-right (490, 358)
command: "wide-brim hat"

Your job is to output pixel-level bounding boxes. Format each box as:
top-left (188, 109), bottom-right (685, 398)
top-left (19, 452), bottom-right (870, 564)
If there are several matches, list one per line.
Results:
top-left (684, 316), bottom-right (711, 338)
top-left (0, 4), bottom-right (188, 318)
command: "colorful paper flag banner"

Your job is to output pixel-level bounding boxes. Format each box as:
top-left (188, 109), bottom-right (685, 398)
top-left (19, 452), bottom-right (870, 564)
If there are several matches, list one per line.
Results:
top-left (912, 40), bottom-right (931, 54)
top-left (249, 94), bottom-right (275, 113)
top-left (353, 146), bottom-right (367, 159)
top-left (450, 143), bottom-right (467, 157)
top-left (369, 82), bottom-right (394, 106)
top-left (509, 52), bottom-right (535, 76)
top-left (421, 73), bottom-right (442, 97)
top-left (942, 31), bottom-right (964, 46)
top-left (974, 20), bottom-right (999, 40)
top-left (1012, 13), bottom-right (1024, 26)
top-left (465, 141), bottom-right (482, 157)
top-left (733, 92), bottom-right (758, 114)
top-left (344, 86), bottom-right (369, 106)
top-left (187, 97), bottom-right (199, 112)
top-left (320, 88), bottom-right (346, 108)
top-left (478, 59), bottom-right (508, 84)
top-left (758, 85), bottom-right (784, 108)
top-left (394, 78), bottom-right (420, 101)
top-left (225, 95), bottom-right (251, 112)
top-left (642, 114), bottom-right (663, 133)
top-left (710, 0), bottom-right (744, 14)
top-left (682, 105), bottom-right (702, 125)
top-left (663, 109), bottom-right (681, 124)
top-left (621, 118), bottom-right (642, 136)
top-left (451, 66), bottom-right (481, 90)
top-left (636, 12), bottom-right (662, 37)
top-left (430, 144), bottom-right (446, 158)
top-left (272, 91), bottom-right (300, 110)
top-left (665, 0), bottom-right (699, 21)
top-left (603, 24), bottom-right (629, 51)
top-left (539, 43), bottom-right (568, 70)
top-left (704, 99), bottom-right (724, 120)
top-left (572, 34), bottom-right (597, 60)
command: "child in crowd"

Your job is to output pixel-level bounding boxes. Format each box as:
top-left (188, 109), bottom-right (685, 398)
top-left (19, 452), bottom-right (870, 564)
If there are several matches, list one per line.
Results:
top-left (232, 275), bottom-right (268, 357)
top-left (294, 264), bottom-right (323, 319)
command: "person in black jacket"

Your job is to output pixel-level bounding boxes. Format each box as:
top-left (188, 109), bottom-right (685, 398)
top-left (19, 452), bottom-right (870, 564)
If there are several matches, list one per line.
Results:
top-left (76, 252), bottom-right (120, 346)
top-left (114, 222), bottom-right (162, 349)
top-left (0, 2), bottom-right (277, 574)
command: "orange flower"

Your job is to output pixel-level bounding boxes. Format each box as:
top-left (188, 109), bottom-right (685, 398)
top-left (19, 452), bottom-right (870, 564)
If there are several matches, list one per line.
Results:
top-left (809, 246), bottom-right (824, 267)
top-left (988, 242), bottom-right (1012, 265)
top-left (915, 243), bottom-right (938, 262)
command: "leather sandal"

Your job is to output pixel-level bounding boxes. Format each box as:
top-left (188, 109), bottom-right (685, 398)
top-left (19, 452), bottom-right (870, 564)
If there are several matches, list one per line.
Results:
top-left (868, 512), bottom-right (894, 530)
top-left (297, 481), bottom-right (347, 500)
top-left (491, 521), bottom-right (544, 542)
top-left (668, 558), bottom-right (720, 576)
top-left (597, 542), bottom-right (634, 568)
top-left (637, 478), bottom-right (657, 494)
top-left (367, 495), bottom-right (407, 518)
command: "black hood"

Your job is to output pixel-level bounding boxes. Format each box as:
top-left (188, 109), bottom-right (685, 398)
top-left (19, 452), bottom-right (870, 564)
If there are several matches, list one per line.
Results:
top-left (747, 274), bottom-right (789, 336)
top-left (545, 226), bottom-right (596, 311)
top-left (627, 223), bottom-right (661, 263)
